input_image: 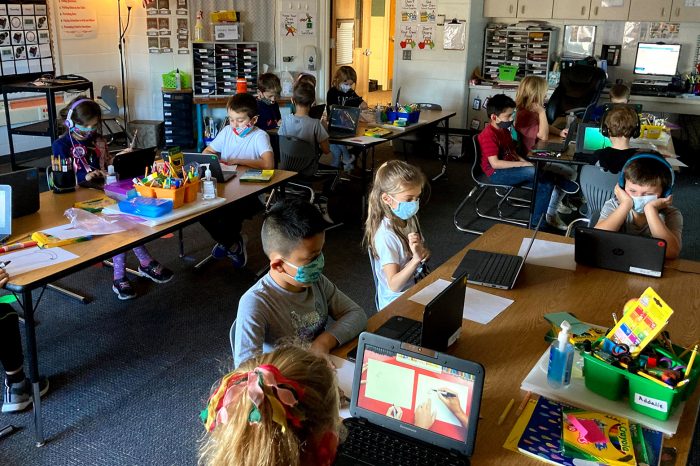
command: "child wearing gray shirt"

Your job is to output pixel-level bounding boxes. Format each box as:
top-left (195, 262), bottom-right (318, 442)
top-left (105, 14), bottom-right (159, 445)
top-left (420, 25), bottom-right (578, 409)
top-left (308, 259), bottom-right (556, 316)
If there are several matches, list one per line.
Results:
top-left (232, 199), bottom-right (367, 366)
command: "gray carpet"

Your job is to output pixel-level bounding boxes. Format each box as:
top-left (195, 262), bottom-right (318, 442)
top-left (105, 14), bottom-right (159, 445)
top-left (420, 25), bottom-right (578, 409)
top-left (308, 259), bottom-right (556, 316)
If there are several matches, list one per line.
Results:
top-left (0, 144), bottom-right (698, 465)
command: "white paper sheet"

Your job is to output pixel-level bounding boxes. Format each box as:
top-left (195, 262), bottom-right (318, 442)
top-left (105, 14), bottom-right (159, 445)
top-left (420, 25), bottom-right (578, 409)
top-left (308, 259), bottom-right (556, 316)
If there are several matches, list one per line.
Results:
top-left (364, 359), bottom-right (415, 409)
top-left (666, 157), bottom-right (688, 168)
top-left (1, 246), bottom-right (78, 276)
top-left (329, 355), bottom-right (355, 419)
top-left (414, 374), bottom-right (469, 427)
top-left (408, 278), bottom-right (450, 305)
top-left (463, 287), bottom-right (514, 324)
top-left (41, 222), bottom-right (125, 238)
top-left (342, 135), bottom-right (387, 144)
top-left (518, 238), bottom-right (577, 271)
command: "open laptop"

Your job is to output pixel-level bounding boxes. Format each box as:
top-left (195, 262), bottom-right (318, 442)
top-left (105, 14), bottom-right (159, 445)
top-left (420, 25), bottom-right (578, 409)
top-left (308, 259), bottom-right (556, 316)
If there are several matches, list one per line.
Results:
top-left (0, 185), bottom-right (11, 243)
top-left (575, 226), bottom-right (666, 277)
top-left (452, 216), bottom-right (543, 289)
top-left (79, 147), bottom-right (157, 190)
top-left (327, 105), bottom-right (361, 138)
top-left (309, 103), bottom-right (326, 119)
top-left (183, 152), bottom-right (237, 182)
top-left (537, 119), bottom-right (578, 153)
top-left (575, 122), bottom-right (612, 154)
top-left (348, 273), bottom-right (468, 361)
top-left (0, 168), bottom-right (39, 217)
top-left (335, 332), bottom-right (484, 466)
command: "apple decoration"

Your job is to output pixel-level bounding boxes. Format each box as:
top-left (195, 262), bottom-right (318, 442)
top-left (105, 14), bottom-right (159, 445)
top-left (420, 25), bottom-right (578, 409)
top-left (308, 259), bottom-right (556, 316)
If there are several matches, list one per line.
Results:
top-left (400, 40), bottom-right (407, 48)
top-left (418, 42), bottom-right (425, 49)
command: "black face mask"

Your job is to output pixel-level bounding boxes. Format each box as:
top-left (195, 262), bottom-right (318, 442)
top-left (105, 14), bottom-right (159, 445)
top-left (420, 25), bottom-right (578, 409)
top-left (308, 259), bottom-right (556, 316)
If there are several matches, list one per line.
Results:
top-left (497, 120), bottom-right (513, 130)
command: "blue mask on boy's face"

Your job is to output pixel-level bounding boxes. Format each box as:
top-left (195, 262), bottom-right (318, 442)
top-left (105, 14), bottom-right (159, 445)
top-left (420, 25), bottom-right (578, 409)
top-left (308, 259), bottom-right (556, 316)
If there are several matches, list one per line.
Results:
top-left (631, 194), bottom-right (657, 213)
top-left (233, 121), bottom-right (255, 137)
top-left (389, 195), bottom-right (420, 220)
top-left (283, 253), bottom-right (325, 285)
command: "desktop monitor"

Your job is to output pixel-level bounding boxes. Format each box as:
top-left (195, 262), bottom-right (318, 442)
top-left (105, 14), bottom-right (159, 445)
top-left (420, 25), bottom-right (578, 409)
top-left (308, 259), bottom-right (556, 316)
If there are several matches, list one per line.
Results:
top-left (633, 43), bottom-right (681, 76)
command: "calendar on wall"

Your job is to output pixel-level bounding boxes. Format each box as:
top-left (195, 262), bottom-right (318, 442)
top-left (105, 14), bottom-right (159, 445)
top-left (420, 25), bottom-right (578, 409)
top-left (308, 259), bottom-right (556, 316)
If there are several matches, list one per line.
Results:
top-left (0, 0), bottom-right (54, 84)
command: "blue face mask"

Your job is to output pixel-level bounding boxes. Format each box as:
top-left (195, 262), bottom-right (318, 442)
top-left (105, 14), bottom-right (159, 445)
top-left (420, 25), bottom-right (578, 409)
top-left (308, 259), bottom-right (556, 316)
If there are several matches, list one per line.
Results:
top-left (283, 253), bottom-right (325, 285)
top-left (233, 121), bottom-right (255, 138)
top-left (71, 123), bottom-right (96, 138)
top-left (389, 195), bottom-right (420, 220)
top-left (631, 194), bottom-right (657, 213)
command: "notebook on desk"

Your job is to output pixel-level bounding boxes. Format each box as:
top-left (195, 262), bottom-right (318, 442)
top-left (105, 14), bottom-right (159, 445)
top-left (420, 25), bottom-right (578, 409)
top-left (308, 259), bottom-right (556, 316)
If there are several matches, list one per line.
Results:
top-left (347, 273), bottom-right (467, 361)
top-left (452, 216), bottom-right (542, 289)
top-left (335, 332), bottom-right (484, 466)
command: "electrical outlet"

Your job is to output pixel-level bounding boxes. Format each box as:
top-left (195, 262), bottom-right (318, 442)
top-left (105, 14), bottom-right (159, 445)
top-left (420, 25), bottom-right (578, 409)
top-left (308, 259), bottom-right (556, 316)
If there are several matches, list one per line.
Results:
top-left (283, 56), bottom-right (295, 62)
top-left (402, 50), bottom-right (411, 60)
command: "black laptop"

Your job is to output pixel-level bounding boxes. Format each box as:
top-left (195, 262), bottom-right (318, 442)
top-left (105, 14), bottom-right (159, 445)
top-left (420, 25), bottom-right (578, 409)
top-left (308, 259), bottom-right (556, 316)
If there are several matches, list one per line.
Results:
top-left (0, 168), bottom-right (39, 217)
top-left (575, 226), bottom-right (666, 277)
top-left (335, 332), bottom-right (484, 466)
top-left (348, 273), bottom-right (468, 361)
top-left (309, 104), bottom-right (326, 120)
top-left (79, 147), bottom-right (157, 189)
top-left (536, 119), bottom-right (578, 153)
top-left (452, 217), bottom-right (542, 289)
top-left (183, 152), bottom-right (237, 182)
top-left (327, 105), bottom-right (361, 139)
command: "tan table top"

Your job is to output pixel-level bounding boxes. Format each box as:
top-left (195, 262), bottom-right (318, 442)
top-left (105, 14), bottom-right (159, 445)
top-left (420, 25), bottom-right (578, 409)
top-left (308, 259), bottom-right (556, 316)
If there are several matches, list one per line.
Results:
top-left (335, 224), bottom-right (700, 465)
top-left (6, 169), bottom-right (295, 291)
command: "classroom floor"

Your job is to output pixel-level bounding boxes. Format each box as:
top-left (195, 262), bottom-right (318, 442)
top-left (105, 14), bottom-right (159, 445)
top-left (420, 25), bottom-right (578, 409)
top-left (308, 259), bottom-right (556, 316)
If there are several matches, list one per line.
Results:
top-left (0, 143), bottom-right (698, 464)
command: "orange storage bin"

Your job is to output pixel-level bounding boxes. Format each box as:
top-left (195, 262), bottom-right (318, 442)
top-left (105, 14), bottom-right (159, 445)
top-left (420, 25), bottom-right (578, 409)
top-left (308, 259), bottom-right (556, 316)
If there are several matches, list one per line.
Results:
top-left (135, 183), bottom-right (186, 209)
top-left (184, 178), bottom-right (200, 203)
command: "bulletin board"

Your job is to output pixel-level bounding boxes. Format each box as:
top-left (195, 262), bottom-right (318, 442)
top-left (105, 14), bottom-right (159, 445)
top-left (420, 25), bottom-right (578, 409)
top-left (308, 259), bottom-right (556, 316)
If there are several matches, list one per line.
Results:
top-left (0, 0), bottom-right (54, 85)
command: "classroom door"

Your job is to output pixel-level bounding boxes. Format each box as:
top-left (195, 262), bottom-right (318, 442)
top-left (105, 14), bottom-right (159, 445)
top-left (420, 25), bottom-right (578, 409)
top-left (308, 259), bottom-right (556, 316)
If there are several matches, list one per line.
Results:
top-left (330, 0), bottom-right (371, 98)
top-left (367, 0), bottom-right (395, 93)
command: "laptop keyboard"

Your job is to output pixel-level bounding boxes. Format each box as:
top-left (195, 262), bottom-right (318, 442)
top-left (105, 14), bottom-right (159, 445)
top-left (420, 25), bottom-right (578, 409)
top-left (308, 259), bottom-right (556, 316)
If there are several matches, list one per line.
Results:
top-left (399, 321), bottom-right (422, 345)
top-left (472, 253), bottom-right (520, 286)
top-left (338, 418), bottom-right (468, 466)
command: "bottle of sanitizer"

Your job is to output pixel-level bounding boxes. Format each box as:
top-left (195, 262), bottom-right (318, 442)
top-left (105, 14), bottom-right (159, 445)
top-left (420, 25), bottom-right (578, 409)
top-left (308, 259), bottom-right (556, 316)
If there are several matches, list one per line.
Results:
top-left (547, 321), bottom-right (574, 388)
top-left (201, 164), bottom-right (217, 200)
top-left (105, 165), bottom-right (118, 185)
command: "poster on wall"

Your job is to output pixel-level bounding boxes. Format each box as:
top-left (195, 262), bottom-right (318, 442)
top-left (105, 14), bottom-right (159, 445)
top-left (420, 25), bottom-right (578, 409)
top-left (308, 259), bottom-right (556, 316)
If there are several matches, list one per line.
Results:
top-left (281, 12), bottom-right (298, 37)
top-left (299, 12), bottom-right (315, 36)
top-left (418, 25), bottom-right (435, 50)
top-left (644, 22), bottom-right (680, 40)
top-left (400, 0), bottom-right (418, 22)
top-left (399, 24), bottom-right (418, 49)
top-left (57, 0), bottom-right (97, 39)
top-left (0, 0), bottom-right (54, 79)
top-left (419, 0), bottom-right (437, 22)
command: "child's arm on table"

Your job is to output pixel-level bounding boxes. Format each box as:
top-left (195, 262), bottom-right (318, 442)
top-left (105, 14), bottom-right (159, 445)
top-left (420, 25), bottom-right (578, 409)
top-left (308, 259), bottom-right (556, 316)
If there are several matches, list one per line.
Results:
top-left (227, 151), bottom-right (274, 169)
top-left (487, 155), bottom-right (532, 169)
top-left (644, 197), bottom-right (682, 259)
top-left (317, 276), bottom-right (368, 353)
top-left (595, 185), bottom-right (632, 231)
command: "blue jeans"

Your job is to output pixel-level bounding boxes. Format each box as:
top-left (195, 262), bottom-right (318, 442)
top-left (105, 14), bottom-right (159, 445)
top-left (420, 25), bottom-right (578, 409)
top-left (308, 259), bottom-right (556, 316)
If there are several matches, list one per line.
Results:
top-left (330, 144), bottom-right (355, 171)
top-left (488, 166), bottom-right (554, 226)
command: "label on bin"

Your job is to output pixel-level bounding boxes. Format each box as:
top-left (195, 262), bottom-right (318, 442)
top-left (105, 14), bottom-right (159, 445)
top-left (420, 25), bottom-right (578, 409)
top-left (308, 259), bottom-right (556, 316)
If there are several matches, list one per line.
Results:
top-left (634, 393), bottom-right (668, 413)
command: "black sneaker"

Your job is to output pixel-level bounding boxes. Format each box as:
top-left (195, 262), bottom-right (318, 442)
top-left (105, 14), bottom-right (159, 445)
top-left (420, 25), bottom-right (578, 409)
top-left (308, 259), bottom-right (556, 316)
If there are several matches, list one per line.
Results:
top-left (138, 261), bottom-right (174, 284)
top-left (112, 278), bottom-right (136, 300)
top-left (2, 377), bottom-right (50, 413)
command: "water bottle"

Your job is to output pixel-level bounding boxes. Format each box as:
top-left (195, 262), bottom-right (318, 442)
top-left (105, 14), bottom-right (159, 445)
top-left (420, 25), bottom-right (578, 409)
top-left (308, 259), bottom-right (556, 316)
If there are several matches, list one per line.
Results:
top-left (566, 112), bottom-right (576, 132)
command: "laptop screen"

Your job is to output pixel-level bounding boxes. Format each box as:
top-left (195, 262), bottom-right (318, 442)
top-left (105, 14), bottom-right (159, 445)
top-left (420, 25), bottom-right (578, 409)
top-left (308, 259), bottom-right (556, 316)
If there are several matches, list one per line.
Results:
top-left (579, 124), bottom-right (612, 153)
top-left (0, 185), bottom-right (11, 238)
top-left (329, 106), bottom-right (360, 132)
top-left (356, 343), bottom-right (479, 443)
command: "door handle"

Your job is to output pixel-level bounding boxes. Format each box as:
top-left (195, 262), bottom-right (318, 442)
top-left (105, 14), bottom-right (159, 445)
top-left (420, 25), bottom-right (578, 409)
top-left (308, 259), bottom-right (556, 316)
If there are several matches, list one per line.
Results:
top-left (661, 7), bottom-right (665, 17)
top-left (676, 7), bottom-right (680, 16)
top-left (521, 5), bottom-right (525, 14)
top-left (594, 6), bottom-right (599, 16)
top-left (581, 6), bottom-right (586, 16)
top-left (509, 4), bottom-right (513, 14)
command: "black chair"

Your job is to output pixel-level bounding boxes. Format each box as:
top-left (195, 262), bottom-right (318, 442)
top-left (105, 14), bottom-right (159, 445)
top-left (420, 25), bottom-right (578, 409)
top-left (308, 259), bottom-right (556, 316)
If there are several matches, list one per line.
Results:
top-left (397, 103), bottom-right (448, 180)
top-left (453, 135), bottom-right (531, 235)
top-left (545, 65), bottom-right (607, 124)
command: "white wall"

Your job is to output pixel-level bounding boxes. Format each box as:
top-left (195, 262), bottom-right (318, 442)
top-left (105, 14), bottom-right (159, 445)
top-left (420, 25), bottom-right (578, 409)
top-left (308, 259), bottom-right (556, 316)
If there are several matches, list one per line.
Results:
top-left (392, 0), bottom-right (486, 127)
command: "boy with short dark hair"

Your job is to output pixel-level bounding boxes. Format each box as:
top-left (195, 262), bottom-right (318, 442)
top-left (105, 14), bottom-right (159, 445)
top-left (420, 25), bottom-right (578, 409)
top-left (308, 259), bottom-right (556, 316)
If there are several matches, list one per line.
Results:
top-left (256, 73), bottom-right (282, 130)
top-left (477, 94), bottom-right (578, 229)
top-left (595, 105), bottom-right (639, 173)
top-left (609, 83), bottom-right (630, 104)
top-left (232, 199), bottom-right (367, 366)
top-left (201, 93), bottom-right (274, 268)
top-left (596, 155), bottom-right (682, 259)
top-left (278, 82), bottom-right (331, 157)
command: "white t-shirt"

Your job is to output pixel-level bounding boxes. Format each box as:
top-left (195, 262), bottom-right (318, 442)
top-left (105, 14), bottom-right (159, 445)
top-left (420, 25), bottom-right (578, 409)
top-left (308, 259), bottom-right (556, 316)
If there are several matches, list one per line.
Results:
top-left (208, 126), bottom-right (273, 163)
top-left (371, 218), bottom-right (413, 310)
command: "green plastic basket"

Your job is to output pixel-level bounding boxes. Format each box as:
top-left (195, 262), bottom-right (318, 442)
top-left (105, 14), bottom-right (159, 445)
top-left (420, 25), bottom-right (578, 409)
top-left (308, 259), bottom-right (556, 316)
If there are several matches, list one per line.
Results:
top-left (162, 70), bottom-right (191, 90)
top-left (498, 64), bottom-right (518, 81)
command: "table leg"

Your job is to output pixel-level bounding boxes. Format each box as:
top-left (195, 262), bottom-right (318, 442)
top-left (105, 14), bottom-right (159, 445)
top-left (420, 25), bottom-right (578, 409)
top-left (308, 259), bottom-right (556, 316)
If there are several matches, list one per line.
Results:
top-left (3, 91), bottom-right (16, 171)
top-left (530, 161), bottom-right (541, 229)
top-left (20, 289), bottom-right (45, 446)
top-left (432, 118), bottom-right (449, 181)
top-left (196, 103), bottom-right (205, 152)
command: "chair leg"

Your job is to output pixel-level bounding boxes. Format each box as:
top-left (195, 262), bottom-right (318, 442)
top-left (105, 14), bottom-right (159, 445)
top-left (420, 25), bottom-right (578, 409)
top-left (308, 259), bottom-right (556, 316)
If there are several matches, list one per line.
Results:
top-left (474, 187), bottom-right (529, 227)
top-left (46, 284), bottom-right (90, 304)
top-left (102, 260), bottom-right (141, 277)
top-left (194, 254), bottom-right (216, 271)
top-left (453, 186), bottom-right (486, 235)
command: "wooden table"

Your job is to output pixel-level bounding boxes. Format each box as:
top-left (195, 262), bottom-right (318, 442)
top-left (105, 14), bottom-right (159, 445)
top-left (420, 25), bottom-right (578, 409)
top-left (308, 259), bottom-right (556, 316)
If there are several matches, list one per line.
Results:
top-left (6, 169), bottom-right (295, 445)
top-left (334, 224), bottom-right (700, 465)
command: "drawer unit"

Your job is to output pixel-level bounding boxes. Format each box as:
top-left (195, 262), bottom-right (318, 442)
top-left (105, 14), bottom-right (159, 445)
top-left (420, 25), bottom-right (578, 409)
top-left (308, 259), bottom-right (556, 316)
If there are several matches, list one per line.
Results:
top-left (192, 41), bottom-right (260, 97)
top-left (162, 89), bottom-right (194, 148)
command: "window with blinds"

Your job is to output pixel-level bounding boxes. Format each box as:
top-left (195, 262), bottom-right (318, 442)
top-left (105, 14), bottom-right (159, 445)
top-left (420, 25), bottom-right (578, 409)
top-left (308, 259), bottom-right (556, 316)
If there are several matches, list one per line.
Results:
top-left (336, 20), bottom-right (354, 65)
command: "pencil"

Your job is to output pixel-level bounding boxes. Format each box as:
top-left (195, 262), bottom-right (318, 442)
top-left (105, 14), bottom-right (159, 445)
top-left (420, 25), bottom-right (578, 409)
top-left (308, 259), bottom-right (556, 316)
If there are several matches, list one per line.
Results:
top-left (498, 398), bottom-right (515, 425)
top-left (685, 345), bottom-right (697, 377)
top-left (680, 340), bottom-right (700, 359)
top-left (515, 392), bottom-right (532, 416)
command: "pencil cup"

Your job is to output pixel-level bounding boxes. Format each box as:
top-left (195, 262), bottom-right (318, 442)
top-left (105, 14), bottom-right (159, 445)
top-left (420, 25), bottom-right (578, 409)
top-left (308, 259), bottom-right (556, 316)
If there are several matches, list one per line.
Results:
top-left (47, 167), bottom-right (76, 194)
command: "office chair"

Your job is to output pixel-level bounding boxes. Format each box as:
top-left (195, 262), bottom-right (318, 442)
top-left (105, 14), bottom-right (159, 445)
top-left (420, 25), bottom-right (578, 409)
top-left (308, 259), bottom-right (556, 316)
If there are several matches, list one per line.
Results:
top-left (565, 165), bottom-right (618, 237)
top-left (545, 65), bottom-right (607, 124)
top-left (453, 135), bottom-right (531, 235)
top-left (96, 85), bottom-right (126, 144)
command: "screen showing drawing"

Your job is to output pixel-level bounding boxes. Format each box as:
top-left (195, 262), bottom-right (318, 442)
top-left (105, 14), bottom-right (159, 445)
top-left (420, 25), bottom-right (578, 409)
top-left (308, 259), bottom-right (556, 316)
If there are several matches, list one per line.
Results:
top-left (330, 108), bottom-right (359, 131)
top-left (357, 345), bottom-right (477, 442)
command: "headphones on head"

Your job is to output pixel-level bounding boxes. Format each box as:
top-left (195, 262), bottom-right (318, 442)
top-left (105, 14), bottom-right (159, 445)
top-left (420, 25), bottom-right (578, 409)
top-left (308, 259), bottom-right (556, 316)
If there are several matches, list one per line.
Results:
top-left (618, 153), bottom-right (674, 198)
top-left (65, 98), bottom-right (90, 129)
top-left (601, 104), bottom-right (641, 139)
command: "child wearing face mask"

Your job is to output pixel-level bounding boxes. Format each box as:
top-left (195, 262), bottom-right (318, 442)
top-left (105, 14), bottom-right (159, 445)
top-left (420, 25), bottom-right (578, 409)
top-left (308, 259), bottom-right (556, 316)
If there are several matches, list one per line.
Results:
top-left (232, 199), bottom-right (367, 367)
top-left (201, 93), bottom-right (275, 268)
top-left (364, 161), bottom-right (430, 310)
top-left (596, 154), bottom-right (682, 259)
top-left (255, 73), bottom-right (282, 130)
top-left (478, 94), bottom-right (579, 229)
top-left (52, 96), bottom-right (173, 300)
top-left (326, 66), bottom-right (368, 172)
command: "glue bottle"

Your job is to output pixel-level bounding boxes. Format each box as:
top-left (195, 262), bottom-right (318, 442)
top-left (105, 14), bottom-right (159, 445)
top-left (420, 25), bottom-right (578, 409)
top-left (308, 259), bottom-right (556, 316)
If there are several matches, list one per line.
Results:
top-left (105, 165), bottom-right (118, 185)
top-left (547, 320), bottom-right (574, 389)
top-left (194, 10), bottom-right (205, 43)
top-left (200, 164), bottom-right (217, 200)
top-left (175, 68), bottom-right (182, 90)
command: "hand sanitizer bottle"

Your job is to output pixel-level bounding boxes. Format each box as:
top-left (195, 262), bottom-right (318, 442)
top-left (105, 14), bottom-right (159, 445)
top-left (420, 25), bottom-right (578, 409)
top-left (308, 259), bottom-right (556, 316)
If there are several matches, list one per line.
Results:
top-left (105, 165), bottom-right (118, 185)
top-left (201, 164), bottom-right (217, 200)
top-left (547, 321), bottom-right (574, 388)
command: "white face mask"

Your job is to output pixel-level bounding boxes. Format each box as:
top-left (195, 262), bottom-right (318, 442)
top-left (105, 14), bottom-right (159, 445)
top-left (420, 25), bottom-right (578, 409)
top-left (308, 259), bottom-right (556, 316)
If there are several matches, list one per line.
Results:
top-left (339, 83), bottom-right (352, 93)
top-left (631, 194), bottom-right (657, 213)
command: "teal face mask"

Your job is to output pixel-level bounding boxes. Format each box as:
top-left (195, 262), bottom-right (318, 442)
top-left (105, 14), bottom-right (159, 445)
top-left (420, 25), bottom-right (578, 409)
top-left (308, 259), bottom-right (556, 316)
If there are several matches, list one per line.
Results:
top-left (283, 253), bottom-right (325, 284)
top-left (389, 195), bottom-right (420, 220)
